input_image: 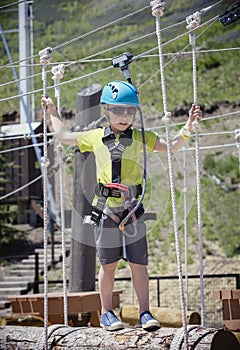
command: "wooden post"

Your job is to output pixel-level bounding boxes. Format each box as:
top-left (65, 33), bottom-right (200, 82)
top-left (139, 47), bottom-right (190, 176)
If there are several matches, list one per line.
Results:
top-left (213, 289), bottom-right (240, 331)
top-left (69, 84), bottom-right (102, 299)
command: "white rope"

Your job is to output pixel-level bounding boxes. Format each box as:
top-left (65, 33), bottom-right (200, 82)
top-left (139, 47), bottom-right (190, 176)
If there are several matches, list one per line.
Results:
top-left (139, 14), bottom-right (219, 91)
top-left (186, 12), bottom-right (205, 327)
top-left (235, 129), bottom-right (240, 177)
top-left (39, 46), bottom-right (53, 350)
top-left (150, 1), bottom-right (188, 349)
top-left (52, 63), bottom-right (68, 326)
top-left (182, 147), bottom-right (189, 311)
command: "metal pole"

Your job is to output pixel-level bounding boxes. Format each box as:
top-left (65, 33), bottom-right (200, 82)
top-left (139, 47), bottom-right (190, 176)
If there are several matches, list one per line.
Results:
top-left (18, 0), bottom-right (30, 123)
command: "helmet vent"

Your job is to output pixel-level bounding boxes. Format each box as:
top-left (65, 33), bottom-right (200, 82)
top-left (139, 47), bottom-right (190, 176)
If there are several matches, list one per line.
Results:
top-left (108, 83), bottom-right (119, 100)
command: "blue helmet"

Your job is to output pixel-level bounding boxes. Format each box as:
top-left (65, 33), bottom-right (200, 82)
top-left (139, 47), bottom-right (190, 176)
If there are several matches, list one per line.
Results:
top-left (100, 81), bottom-right (140, 106)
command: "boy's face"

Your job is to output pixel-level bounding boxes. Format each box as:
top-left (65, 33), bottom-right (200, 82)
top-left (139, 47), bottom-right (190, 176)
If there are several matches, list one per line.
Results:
top-left (105, 105), bottom-right (136, 132)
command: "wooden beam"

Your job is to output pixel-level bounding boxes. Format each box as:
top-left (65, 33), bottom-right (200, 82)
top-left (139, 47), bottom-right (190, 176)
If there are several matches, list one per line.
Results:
top-left (0, 325), bottom-right (239, 350)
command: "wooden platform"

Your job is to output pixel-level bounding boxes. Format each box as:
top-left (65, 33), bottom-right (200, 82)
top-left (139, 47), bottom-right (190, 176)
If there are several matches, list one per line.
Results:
top-left (8, 290), bottom-right (122, 326)
top-left (213, 289), bottom-right (240, 331)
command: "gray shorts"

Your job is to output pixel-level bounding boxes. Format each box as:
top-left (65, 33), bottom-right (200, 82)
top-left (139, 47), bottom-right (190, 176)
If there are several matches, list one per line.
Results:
top-left (94, 209), bottom-right (148, 265)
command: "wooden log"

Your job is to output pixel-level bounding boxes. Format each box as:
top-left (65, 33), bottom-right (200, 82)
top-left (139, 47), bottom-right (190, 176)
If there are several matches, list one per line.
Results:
top-left (120, 304), bottom-right (201, 328)
top-left (0, 325), bottom-right (239, 350)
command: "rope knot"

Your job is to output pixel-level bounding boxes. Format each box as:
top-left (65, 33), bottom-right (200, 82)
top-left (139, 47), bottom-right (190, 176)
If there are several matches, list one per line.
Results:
top-left (41, 156), bottom-right (50, 169)
top-left (235, 129), bottom-right (240, 143)
top-left (162, 111), bottom-right (171, 122)
top-left (57, 144), bottom-right (64, 153)
top-left (150, 0), bottom-right (165, 17)
top-left (39, 47), bottom-right (53, 65)
top-left (186, 12), bottom-right (201, 30)
top-left (51, 64), bottom-right (65, 82)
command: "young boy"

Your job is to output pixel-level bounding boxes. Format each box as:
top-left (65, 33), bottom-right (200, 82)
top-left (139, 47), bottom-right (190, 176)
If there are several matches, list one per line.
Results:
top-left (41, 80), bottom-right (202, 331)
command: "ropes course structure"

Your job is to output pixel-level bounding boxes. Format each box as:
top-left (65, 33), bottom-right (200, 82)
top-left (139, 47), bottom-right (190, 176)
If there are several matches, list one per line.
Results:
top-left (150, 1), bottom-right (188, 348)
top-left (39, 46), bottom-right (53, 350)
top-left (186, 9), bottom-right (205, 328)
top-left (0, 1), bottom-right (240, 349)
top-left (51, 63), bottom-right (68, 326)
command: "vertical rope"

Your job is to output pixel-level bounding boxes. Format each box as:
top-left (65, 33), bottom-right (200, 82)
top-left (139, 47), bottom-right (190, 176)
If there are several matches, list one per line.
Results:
top-left (52, 64), bottom-right (68, 326)
top-left (235, 129), bottom-right (240, 178)
top-left (39, 47), bottom-right (52, 350)
top-left (186, 13), bottom-right (205, 327)
top-left (150, 2), bottom-right (188, 348)
top-left (182, 147), bottom-right (188, 311)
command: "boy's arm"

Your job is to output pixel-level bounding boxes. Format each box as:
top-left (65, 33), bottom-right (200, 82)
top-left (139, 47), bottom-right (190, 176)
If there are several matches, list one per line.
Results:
top-left (41, 96), bottom-right (78, 146)
top-left (154, 104), bottom-right (202, 152)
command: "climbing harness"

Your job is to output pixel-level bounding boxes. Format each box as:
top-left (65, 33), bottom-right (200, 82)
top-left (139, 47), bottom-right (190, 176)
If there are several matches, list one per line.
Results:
top-left (51, 63), bottom-right (68, 326)
top-left (186, 11), bottom-right (205, 327)
top-left (150, 1), bottom-right (189, 349)
top-left (39, 46), bottom-right (53, 350)
top-left (103, 126), bottom-right (133, 184)
top-left (90, 127), bottom-right (144, 226)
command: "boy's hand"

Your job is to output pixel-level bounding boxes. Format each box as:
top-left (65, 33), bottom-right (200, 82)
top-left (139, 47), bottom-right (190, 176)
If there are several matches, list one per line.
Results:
top-left (186, 104), bottom-right (202, 132)
top-left (41, 96), bottom-right (57, 115)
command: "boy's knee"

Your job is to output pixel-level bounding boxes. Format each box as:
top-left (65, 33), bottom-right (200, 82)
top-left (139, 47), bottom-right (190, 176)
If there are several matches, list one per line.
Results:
top-left (101, 261), bottom-right (118, 272)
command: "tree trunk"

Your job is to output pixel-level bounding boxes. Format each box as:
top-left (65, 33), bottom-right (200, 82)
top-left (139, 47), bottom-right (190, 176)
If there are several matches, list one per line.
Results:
top-left (0, 325), bottom-right (239, 350)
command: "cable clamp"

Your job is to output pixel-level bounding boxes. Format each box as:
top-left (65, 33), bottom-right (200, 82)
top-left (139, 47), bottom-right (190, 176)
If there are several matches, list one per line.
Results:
top-left (39, 47), bottom-right (53, 65)
top-left (186, 12), bottom-right (201, 30)
top-left (150, 0), bottom-right (165, 17)
top-left (162, 111), bottom-right (171, 122)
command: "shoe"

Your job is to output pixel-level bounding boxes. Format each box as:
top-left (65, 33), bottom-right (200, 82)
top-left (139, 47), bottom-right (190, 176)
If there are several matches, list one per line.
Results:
top-left (100, 310), bottom-right (123, 331)
top-left (140, 311), bottom-right (160, 331)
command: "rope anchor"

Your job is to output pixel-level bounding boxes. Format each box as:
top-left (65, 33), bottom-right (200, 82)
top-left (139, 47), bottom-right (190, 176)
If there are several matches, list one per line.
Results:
top-left (52, 64), bottom-right (65, 98)
top-left (186, 12), bottom-right (201, 46)
top-left (186, 12), bottom-right (201, 30)
top-left (39, 47), bottom-right (53, 65)
top-left (52, 64), bottom-right (65, 81)
top-left (150, 0), bottom-right (165, 17)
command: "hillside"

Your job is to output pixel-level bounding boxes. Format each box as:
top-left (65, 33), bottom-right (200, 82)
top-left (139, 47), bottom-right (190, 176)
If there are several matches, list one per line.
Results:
top-left (0, 0), bottom-right (239, 264)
